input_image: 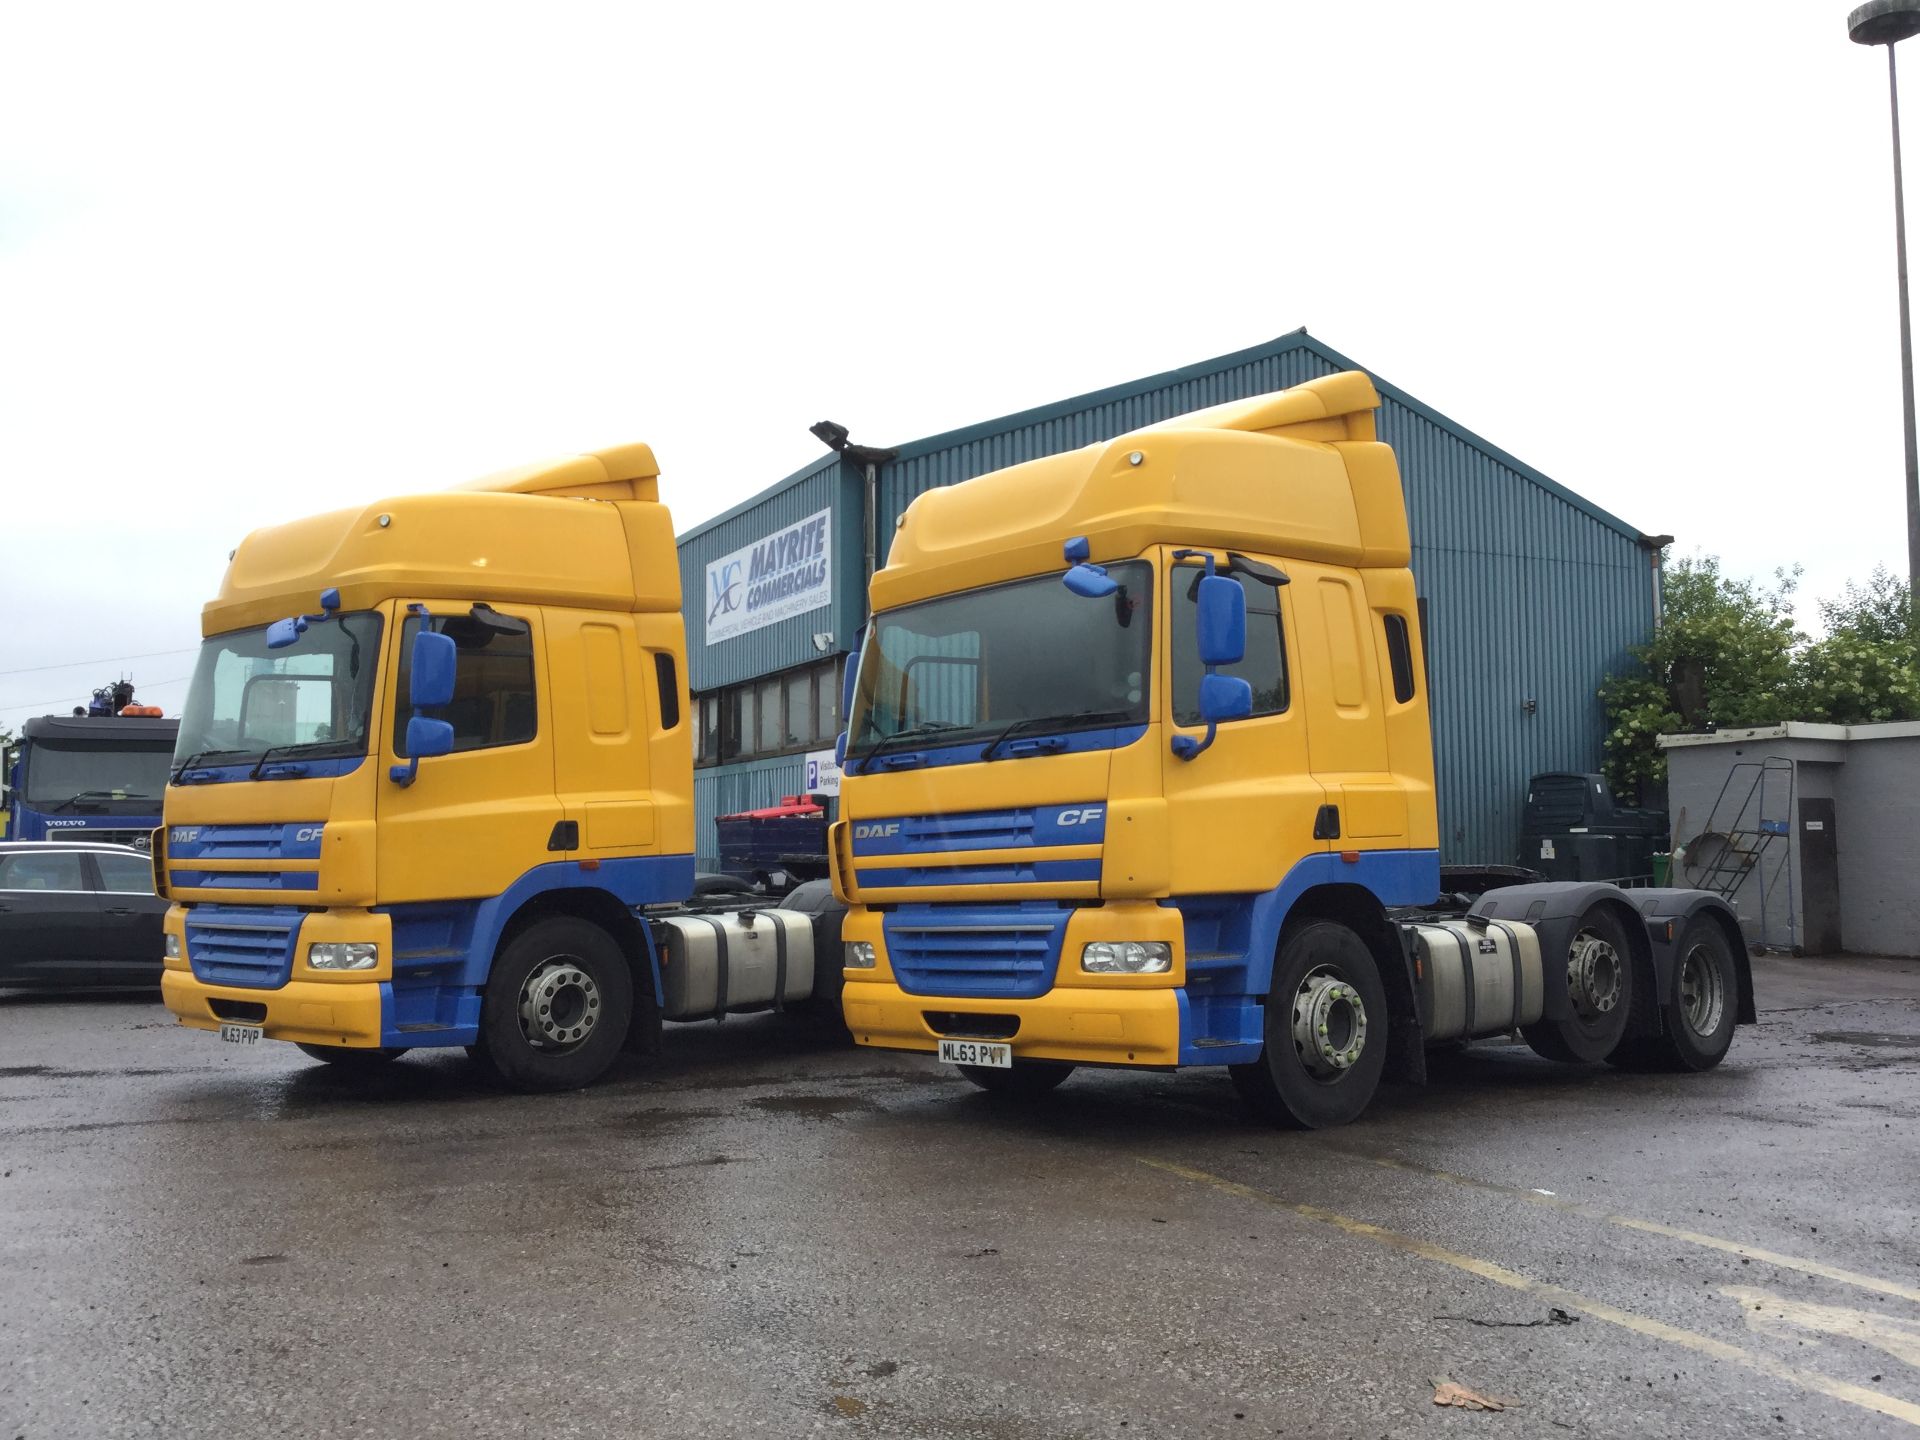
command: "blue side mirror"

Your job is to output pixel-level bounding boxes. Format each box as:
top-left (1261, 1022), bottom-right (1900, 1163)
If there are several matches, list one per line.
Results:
top-left (835, 731), bottom-right (848, 767)
top-left (1196, 575), bottom-right (1246, 667)
top-left (1063, 564), bottom-right (1120, 598)
top-left (389, 717), bottom-right (454, 786)
top-left (409, 630), bottom-right (458, 710)
top-left (1199, 673), bottom-right (1253, 723)
top-left (265, 616), bottom-right (308, 650)
top-left (406, 716), bottom-right (454, 759)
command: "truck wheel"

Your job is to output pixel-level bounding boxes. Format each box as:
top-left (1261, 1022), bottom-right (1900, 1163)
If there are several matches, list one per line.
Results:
top-left (1523, 905), bottom-right (1635, 1063)
top-left (472, 917), bottom-right (633, 1092)
top-left (957, 1060), bottom-right (1075, 1096)
top-left (1230, 921), bottom-right (1388, 1129)
top-left (294, 1043), bottom-right (409, 1070)
top-left (1609, 919), bottom-right (1739, 1073)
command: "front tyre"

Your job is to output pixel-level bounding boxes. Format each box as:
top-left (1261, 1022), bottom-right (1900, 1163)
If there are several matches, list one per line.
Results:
top-left (294, 1043), bottom-right (409, 1071)
top-left (956, 1060), bottom-right (1075, 1096)
top-left (473, 917), bottom-right (633, 1092)
top-left (1231, 921), bottom-right (1388, 1130)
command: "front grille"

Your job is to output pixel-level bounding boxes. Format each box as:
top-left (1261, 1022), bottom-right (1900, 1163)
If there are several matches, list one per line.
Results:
top-left (185, 906), bottom-right (304, 989)
top-left (885, 903), bottom-right (1070, 1000)
top-left (860, 857), bottom-right (1100, 889)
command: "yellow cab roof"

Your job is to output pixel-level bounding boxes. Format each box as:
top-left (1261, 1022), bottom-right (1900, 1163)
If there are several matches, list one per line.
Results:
top-left (202, 443), bottom-right (681, 635)
top-left (871, 371), bottom-right (1411, 611)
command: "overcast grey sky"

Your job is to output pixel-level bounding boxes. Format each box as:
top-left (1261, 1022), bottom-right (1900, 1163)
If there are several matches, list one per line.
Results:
top-left (0, 0), bottom-right (1900, 725)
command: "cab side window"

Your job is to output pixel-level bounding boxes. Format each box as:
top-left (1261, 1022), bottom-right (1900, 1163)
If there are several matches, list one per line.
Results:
top-left (1171, 567), bottom-right (1288, 726)
top-left (0, 852), bottom-right (86, 891)
top-left (394, 609), bottom-right (537, 757)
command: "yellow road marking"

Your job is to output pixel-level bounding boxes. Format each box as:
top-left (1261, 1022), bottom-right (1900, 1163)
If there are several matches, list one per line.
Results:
top-left (1726, 1285), bottom-right (1920, 1373)
top-left (1136, 1157), bottom-right (1920, 1430)
top-left (1332, 1148), bottom-right (1920, 1307)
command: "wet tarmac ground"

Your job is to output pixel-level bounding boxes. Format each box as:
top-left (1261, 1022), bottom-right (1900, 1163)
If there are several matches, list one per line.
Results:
top-left (4, 954), bottom-right (1920, 1439)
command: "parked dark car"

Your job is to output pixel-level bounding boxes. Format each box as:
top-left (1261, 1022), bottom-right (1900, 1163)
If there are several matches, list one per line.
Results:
top-left (0, 841), bottom-right (167, 988)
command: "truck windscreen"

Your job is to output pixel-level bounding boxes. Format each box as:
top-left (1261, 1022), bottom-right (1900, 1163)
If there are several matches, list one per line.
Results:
top-left (175, 612), bottom-right (385, 766)
top-left (849, 562), bottom-right (1151, 754)
top-left (22, 744), bottom-right (174, 805)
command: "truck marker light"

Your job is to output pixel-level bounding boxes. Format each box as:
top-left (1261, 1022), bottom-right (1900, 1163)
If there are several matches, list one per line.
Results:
top-left (578, 858), bottom-right (601, 871)
top-left (1340, 850), bottom-right (1361, 864)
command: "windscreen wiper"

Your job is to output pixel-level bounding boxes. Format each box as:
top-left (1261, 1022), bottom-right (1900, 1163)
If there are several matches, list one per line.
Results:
top-left (171, 749), bottom-right (248, 782)
top-left (852, 720), bottom-right (968, 766)
top-left (979, 708), bottom-right (1136, 762)
top-left (48, 790), bottom-right (123, 813)
top-left (250, 740), bottom-right (361, 780)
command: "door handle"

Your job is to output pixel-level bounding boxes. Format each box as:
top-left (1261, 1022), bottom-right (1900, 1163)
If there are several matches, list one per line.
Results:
top-left (1313, 804), bottom-right (1342, 840)
top-left (104, 906), bottom-right (134, 916)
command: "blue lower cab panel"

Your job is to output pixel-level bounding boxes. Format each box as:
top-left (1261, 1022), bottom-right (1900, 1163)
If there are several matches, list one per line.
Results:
top-left (384, 902), bottom-right (486, 1046)
top-left (374, 853), bottom-right (696, 1049)
top-left (884, 902), bottom-right (1072, 1000)
top-left (186, 906), bottom-right (305, 989)
top-left (1167, 849), bottom-right (1444, 1067)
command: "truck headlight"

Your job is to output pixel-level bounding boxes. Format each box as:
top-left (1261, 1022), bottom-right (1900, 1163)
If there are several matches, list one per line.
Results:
top-left (845, 941), bottom-right (877, 970)
top-left (164, 933), bottom-right (181, 959)
top-left (1081, 941), bottom-right (1171, 974)
top-left (308, 942), bottom-right (379, 972)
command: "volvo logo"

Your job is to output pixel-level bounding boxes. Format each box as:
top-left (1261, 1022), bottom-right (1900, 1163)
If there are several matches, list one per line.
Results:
top-left (46, 819), bottom-right (86, 828)
top-left (854, 822), bottom-right (901, 839)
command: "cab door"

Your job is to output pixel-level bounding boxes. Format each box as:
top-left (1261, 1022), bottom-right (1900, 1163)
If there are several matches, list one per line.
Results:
top-left (1288, 562), bottom-right (1409, 846)
top-left (1159, 548), bottom-right (1326, 897)
top-left (375, 602), bottom-right (562, 906)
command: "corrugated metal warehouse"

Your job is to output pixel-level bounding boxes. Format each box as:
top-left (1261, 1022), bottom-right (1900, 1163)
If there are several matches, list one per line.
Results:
top-left (676, 329), bottom-right (1662, 869)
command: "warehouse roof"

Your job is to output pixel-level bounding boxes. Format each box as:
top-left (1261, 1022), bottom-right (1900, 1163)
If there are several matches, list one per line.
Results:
top-left (676, 329), bottom-right (1650, 548)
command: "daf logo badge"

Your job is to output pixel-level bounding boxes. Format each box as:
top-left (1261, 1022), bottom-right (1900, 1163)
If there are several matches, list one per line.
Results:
top-left (854, 822), bottom-right (901, 839)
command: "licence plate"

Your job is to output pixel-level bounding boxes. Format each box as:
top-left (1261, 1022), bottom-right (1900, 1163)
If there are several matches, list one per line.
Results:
top-left (219, 1023), bottom-right (264, 1046)
top-left (938, 1038), bottom-right (1011, 1068)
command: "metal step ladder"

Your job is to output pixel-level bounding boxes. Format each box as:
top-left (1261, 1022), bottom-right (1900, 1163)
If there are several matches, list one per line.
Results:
top-left (1683, 757), bottom-right (1796, 949)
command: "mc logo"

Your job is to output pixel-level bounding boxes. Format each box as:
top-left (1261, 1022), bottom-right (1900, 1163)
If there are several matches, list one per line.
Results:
top-left (708, 560), bottom-right (745, 623)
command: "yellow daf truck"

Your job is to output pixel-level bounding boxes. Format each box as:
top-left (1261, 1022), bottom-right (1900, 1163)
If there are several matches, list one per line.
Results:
top-left (159, 445), bottom-right (837, 1090)
top-left (832, 372), bottom-right (1751, 1127)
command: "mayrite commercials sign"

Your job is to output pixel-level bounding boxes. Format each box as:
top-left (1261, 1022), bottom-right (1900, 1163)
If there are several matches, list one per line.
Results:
top-left (704, 508), bottom-right (833, 645)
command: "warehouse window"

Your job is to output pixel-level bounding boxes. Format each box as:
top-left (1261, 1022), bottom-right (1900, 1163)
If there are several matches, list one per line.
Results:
top-left (691, 656), bottom-right (847, 768)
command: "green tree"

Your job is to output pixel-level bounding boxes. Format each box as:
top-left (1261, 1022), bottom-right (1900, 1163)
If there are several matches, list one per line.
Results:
top-left (1598, 555), bottom-right (1800, 797)
top-left (1794, 567), bottom-right (1920, 725)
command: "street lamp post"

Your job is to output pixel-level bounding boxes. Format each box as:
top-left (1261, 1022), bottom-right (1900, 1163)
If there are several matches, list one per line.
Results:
top-left (1851, 0), bottom-right (1920, 594)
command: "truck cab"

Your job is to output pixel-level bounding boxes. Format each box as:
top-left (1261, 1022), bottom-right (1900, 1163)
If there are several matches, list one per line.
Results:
top-left (834, 372), bottom-right (1746, 1126)
top-left (8, 713), bottom-right (178, 850)
top-left (159, 444), bottom-right (698, 1088)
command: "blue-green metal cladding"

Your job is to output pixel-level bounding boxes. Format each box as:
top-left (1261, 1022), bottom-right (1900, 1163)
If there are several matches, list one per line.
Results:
top-left (694, 753), bottom-right (812, 869)
top-left (675, 456), bottom-right (867, 693)
top-left (870, 331), bottom-right (1657, 866)
top-left (678, 329), bottom-right (1658, 868)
